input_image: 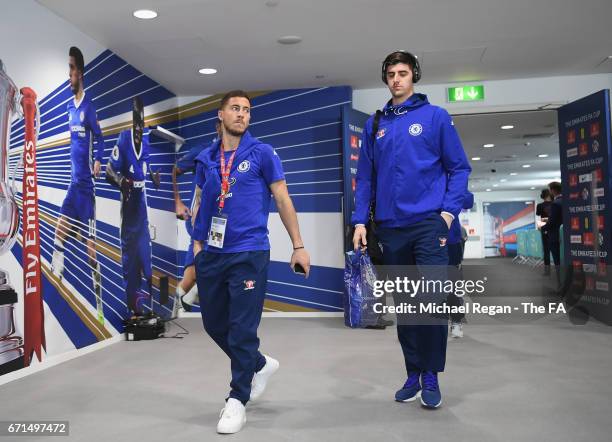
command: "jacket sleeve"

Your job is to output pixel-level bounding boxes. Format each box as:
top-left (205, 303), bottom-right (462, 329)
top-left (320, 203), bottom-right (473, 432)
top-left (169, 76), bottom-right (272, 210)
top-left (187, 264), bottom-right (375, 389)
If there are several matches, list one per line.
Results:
top-left (437, 108), bottom-right (471, 218)
top-left (351, 117), bottom-right (374, 226)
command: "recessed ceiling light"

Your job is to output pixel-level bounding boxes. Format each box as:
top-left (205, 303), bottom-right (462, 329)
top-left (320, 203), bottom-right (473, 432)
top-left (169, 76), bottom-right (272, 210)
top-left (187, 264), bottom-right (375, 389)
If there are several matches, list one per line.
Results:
top-left (510, 172), bottom-right (518, 176)
top-left (500, 179), bottom-right (507, 182)
top-left (277, 35), bottom-right (302, 45)
top-left (483, 143), bottom-right (495, 148)
top-left (530, 187), bottom-right (536, 190)
top-left (501, 125), bottom-right (514, 130)
top-left (493, 184), bottom-right (499, 187)
top-left (471, 157), bottom-right (481, 161)
top-left (522, 164), bottom-right (531, 168)
top-left (538, 154), bottom-right (549, 158)
top-left (486, 188), bottom-right (492, 192)
top-left (198, 68), bottom-right (217, 75)
top-left (133, 9), bottom-right (157, 19)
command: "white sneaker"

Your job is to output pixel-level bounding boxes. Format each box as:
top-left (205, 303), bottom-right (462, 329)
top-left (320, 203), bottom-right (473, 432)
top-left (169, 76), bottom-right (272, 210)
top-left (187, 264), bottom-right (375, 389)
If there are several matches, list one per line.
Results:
top-left (450, 322), bottom-right (464, 339)
top-left (217, 398), bottom-right (246, 434)
top-left (250, 354), bottom-right (279, 402)
top-left (51, 250), bottom-right (65, 279)
top-left (180, 286), bottom-right (199, 312)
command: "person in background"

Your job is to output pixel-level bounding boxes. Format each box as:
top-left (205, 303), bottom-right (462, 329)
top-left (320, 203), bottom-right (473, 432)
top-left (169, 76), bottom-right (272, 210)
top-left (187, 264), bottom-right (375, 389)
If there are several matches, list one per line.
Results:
top-left (447, 191), bottom-right (474, 339)
top-left (460, 225), bottom-right (468, 260)
top-left (541, 182), bottom-right (563, 288)
top-left (171, 121), bottom-right (221, 315)
top-left (536, 188), bottom-right (553, 276)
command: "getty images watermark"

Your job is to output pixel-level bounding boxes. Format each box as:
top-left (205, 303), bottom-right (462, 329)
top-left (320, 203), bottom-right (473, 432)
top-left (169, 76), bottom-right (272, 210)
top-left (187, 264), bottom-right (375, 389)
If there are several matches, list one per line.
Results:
top-left (370, 273), bottom-right (569, 318)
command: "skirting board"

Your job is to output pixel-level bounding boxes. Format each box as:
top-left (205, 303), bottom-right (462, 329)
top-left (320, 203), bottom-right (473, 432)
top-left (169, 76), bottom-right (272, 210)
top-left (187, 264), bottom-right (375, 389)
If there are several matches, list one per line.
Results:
top-left (0, 334), bottom-right (124, 387)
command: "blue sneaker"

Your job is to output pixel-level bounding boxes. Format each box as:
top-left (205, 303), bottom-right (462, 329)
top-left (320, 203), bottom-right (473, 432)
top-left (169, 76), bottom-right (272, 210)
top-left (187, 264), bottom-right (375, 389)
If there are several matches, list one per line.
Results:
top-left (420, 371), bottom-right (442, 408)
top-left (395, 372), bottom-right (421, 402)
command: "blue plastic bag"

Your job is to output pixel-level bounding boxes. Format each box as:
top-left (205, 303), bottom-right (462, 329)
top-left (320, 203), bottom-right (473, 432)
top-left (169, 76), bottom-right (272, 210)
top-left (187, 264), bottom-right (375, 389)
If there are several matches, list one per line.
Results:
top-left (343, 251), bottom-right (381, 328)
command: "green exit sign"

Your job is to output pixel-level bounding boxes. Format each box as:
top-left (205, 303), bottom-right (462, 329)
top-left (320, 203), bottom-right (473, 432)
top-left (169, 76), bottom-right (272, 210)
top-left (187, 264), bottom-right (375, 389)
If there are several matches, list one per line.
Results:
top-left (447, 85), bottom-right (485, 102)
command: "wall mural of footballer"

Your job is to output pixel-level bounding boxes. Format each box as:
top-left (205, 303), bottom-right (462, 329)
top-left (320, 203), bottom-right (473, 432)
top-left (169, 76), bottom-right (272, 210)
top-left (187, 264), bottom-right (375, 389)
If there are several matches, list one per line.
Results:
top-left (106, 97), bottom-right (161, 315)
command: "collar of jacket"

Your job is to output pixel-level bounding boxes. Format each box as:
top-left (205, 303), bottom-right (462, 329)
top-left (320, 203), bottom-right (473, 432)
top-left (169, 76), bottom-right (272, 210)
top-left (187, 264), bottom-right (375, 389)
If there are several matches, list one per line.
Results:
top-left (383, 93), bottom-right (429, 116)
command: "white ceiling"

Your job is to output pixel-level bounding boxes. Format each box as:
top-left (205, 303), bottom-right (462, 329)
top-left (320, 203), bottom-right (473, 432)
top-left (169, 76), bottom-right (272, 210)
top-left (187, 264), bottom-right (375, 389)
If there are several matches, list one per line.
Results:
top-left (454, 110), bottom-right (561, 193)
top-left (38, 0), bottom-right (612, 96)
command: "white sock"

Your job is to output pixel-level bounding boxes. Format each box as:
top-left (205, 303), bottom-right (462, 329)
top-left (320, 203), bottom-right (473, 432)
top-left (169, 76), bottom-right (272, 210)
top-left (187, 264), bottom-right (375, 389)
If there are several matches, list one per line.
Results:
top-left (183, 285), bottom-right (199, 304)
top-left (54, 238), bottom-right (64, 252)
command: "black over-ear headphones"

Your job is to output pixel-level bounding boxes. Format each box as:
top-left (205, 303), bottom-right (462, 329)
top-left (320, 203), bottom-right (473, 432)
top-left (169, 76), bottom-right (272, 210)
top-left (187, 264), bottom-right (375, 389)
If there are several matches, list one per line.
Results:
top-left (381, 51), bottom-right (421, 84)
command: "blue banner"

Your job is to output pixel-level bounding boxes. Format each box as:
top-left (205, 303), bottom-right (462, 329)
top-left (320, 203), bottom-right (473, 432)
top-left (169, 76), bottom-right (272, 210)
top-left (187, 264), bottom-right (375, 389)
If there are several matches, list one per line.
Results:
top-left (341, 106), bottom-right (369, 252)
top-left (557, 89), bottom-right (612, 323)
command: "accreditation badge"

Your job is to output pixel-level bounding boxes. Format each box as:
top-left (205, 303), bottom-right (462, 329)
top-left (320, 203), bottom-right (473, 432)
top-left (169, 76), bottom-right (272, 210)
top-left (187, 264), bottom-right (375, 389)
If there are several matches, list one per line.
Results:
top-left (208, 216), bottom-right (228, 249)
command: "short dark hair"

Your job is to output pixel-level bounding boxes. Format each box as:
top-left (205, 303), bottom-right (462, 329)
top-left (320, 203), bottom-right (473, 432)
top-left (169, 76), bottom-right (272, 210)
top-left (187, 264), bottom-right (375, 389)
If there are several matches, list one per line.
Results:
top-left (548, 181), bottom-right (562, 195)
top-left (69, 46), bottom-right (85, 74)
top-left (381, 51), bottom-right (421, 83)
top-left (540, 189), bottom-right (551, 200)
top-left (220, 90), bottom-right (251, 109)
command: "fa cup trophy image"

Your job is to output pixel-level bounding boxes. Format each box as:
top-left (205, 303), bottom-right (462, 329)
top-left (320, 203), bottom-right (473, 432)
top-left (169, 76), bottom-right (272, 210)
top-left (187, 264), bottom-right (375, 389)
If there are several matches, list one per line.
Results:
top-left (0, 59), bottom-right (43, 374)
top-left (0, 60), bottom-right (23, 375)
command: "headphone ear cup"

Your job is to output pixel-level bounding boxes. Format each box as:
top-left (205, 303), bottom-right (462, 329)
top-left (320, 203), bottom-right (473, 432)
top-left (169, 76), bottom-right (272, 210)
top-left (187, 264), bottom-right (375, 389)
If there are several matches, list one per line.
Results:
top-left (412, 57), bottom-right (421, 83)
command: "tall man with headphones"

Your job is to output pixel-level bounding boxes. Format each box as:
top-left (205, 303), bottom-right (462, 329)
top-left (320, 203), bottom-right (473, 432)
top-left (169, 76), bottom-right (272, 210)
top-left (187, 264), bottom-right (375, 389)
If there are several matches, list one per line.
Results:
top-left (352, 51), bottom-right (471, 408)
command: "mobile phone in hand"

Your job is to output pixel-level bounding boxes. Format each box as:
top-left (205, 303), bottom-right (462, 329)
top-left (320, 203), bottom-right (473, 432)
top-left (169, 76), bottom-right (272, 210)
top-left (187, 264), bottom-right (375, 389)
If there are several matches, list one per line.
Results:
top-left (293, 263), bottom-right (306, 275)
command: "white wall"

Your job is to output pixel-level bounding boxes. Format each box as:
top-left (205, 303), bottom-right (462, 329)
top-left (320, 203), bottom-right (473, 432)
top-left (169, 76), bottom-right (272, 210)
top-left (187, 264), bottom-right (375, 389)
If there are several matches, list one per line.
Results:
top-left (353, 73), bottom-right (612, 116)
top-left (0, 1), bottom-right (105, 102)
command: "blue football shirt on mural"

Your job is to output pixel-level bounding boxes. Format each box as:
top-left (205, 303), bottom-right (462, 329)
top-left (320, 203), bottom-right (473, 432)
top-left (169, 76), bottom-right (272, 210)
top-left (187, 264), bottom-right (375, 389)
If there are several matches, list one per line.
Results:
top-left (109, 129), bottom-right (152, 233)
top-left (67, 92), bottom-right (105, 188)
top-left (192, 131), bottom-right (285, 253)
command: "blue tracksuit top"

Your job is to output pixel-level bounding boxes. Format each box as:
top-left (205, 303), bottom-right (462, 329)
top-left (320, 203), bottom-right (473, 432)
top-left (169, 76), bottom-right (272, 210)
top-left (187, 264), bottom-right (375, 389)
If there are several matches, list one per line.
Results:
top-left (192, 131), bottom-right (285, 253)
top-left (351, 93), bottom-right (471, 228)
top-left (448, 191), bottom-right (474, 244)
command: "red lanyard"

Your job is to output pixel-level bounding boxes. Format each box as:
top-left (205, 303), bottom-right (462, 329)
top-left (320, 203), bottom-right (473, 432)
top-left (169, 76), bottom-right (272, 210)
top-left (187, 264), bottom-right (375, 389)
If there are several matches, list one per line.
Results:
top-left (218, 143), bottom-right (238, 212)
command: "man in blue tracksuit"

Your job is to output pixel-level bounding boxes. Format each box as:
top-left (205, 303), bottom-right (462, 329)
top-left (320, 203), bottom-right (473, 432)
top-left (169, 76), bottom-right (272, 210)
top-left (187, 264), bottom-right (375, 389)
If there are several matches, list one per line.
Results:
top-left (352, 51), bottom-right (471, 409)
top-left (447, 191), bottom-right (474, 338)
top-left (192, 90), bottom-right (311, 434)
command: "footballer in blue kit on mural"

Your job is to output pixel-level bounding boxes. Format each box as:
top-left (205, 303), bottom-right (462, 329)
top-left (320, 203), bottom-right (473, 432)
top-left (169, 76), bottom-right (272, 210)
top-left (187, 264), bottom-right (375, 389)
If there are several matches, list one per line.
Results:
top-left (51, 46), bottom-right (105, 323)
top-left (106, 97), bottom-right (160, 315)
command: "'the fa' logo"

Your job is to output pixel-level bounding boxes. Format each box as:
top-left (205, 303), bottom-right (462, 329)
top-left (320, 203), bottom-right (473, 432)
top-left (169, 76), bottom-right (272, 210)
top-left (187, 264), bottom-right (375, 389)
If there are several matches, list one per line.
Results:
top-left (409, 123), bottom-right (423, 136)
top-left (238, 160), bottom-right (250, 173)
top-left (376, 128), bottom-right (386, 139)
top-left (244, 280), bottom-right (255, 290)
top-left (439, 237), bottom-right (447, 247)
